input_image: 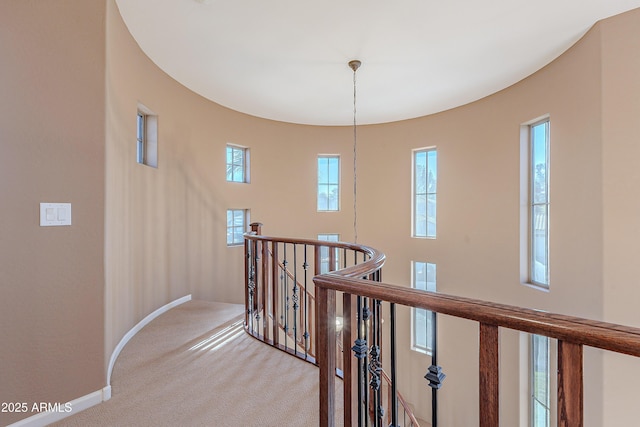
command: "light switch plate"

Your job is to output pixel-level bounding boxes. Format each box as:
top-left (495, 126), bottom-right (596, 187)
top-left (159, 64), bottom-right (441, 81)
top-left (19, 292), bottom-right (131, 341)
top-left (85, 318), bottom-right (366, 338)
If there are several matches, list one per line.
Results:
top-left (40, 203), bottom-right (72, 226)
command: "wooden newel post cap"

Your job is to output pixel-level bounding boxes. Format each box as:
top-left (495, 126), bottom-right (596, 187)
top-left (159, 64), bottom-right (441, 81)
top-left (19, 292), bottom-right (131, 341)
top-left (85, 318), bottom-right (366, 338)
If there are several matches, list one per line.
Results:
top-left (250, 222), bottom-right (263, 234)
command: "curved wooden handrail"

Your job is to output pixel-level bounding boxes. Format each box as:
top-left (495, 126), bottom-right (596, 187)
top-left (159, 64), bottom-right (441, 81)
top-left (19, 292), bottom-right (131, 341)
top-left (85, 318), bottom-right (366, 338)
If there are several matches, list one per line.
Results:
top-left (313, 274), bottom-right (640, 357)
top-left (245, 232), bottom-right (386, 279)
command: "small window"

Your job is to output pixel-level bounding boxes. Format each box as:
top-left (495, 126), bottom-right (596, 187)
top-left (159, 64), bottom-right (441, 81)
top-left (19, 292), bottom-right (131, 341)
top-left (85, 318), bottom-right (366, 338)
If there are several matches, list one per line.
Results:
top-left (318, 234), bottom-right (339, 273)
top-left (136, 104), bottom-right (158, 168)
top-left (531, 334), bottom-right (550, 427)
top-left (413, 148), bottom-right (437, 238)
top-left (317, 155), bottom-right (340, 211)
top-left (521, 118), bottom-right (549, 288)
top-left (529, 120), bottom-right (549, 287)
top-left (226, 209), bottom-right (249, 246)
top-left (411, 261), bottom-right (436, 354)
top-left (226, 145), bottom-right (249, 183)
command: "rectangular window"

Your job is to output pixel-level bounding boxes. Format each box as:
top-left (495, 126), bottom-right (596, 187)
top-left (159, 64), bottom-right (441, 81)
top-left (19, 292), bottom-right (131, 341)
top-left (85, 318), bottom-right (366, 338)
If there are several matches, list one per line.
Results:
top-left (413, 148), bottom-right (437, 238)
top-left (226, 209), bottom-right (249, 246)
top-left (411, 261), bottom-right (436, 354)
top-left (318, 234), bottom-right (339, 273)
top-left (530, 120), bottom-right (549, 287)
top-left (531, 334), bottom-right (550, 427)
top-left (317, 156), bottom-right (340, 211)
top-left (136, 104), bottom-right (158, 168)
top-left (226, 145), bottom-right (249, 183)
top-left (136, 112), bottom-right (145, 164)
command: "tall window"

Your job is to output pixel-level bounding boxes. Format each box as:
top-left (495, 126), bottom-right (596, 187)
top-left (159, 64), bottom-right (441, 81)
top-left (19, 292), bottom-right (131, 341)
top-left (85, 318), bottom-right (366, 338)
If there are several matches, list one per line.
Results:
top-left (413, 148), bottom-right (437, 238)
top-left (136, 104), bottom-right (158, 168)
top-left (226, 209), bottom-right (249, 246)
top-left (412, 261), bottom-right (436, 354)
top-left (531, 334), bottom-right (550, 427)
top-left (226, 145), bottom-right (249, 183)
top-left (136, 112), bottom-right (146, 164)
top-left (318, 234), bottom-right (339, 273)
top-left (530, 120), bottom-right (549, 286)
top-left (317, 156), bottom-right (340, 211)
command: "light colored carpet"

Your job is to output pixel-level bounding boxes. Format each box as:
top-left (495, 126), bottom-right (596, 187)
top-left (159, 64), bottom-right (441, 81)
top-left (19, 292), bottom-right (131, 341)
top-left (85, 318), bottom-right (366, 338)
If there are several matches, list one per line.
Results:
top-left (52, 300), bottom-right (343, 427)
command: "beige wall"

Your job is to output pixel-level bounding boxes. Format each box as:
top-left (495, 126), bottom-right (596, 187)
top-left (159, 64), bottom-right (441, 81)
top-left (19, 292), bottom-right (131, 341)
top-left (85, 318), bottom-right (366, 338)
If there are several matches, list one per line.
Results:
top-left (355, 14), bottom-right (605, 425)
top-left (601, 7), bottom-right (640, 426)
top-left (2, 1), bottom-right (640, 425)
top-left (104, 0), bottom-right (357, 373)
top-left (0, 1), bottom-right (106, 425)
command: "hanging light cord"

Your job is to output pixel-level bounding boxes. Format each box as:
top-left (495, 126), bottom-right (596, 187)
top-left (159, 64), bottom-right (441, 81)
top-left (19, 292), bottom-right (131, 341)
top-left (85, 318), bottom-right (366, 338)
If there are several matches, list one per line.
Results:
top-left (349, 60), bottom-right (361, 243)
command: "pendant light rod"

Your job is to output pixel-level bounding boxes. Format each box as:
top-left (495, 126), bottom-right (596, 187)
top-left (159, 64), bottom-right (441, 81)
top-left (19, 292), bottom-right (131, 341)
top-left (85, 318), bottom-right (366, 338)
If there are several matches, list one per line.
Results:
top-left (349, 59), bottom-right (361, 243)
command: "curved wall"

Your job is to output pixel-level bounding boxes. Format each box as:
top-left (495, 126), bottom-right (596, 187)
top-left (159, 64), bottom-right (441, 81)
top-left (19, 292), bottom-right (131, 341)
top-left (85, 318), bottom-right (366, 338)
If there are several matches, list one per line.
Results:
top-left (0, 1), bottom-right (106, 425)
top-left (2, 1), bottom-right (635, 425)
top-left (106, 3), bottom-right (640, 425)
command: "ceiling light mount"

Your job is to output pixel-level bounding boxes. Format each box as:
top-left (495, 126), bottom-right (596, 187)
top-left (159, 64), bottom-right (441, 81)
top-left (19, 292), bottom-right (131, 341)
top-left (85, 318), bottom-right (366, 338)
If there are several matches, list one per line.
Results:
top-left (348, 60), bottom-right (362, 72)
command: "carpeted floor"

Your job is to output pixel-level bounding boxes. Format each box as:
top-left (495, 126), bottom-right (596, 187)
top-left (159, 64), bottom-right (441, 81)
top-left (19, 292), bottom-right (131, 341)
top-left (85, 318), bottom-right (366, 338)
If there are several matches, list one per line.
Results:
top-left (52, 300), bottom-right (342, 427)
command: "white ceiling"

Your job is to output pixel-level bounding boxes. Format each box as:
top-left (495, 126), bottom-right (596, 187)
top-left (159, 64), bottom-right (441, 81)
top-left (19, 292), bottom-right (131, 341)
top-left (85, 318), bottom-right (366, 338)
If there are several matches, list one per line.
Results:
top-left (115, 0), bottom-right (640, 126)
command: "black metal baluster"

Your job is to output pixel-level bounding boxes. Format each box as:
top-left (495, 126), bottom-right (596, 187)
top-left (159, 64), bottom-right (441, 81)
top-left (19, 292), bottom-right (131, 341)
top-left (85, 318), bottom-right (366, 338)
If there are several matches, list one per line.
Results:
top-left (283, 243), bottom-right (289, 351)
top-left (247, 244), bottom-right (256, 334)
top-left (368, 299), bottom-right (383, 427)
top-left (352, 295), bottom-right (367, 426)
top-left (303, 244), bottom-right (310, 358)
top-left (390, 302), bottom-right (398, 427)
top-left (425, 311), bottom-right (445, 427)
top-left (363, 297), bottom-right (370, 427)
top-left (254, 240), bottom-right (261, 333)
top-left (292, 244), bottom-right (299, 355)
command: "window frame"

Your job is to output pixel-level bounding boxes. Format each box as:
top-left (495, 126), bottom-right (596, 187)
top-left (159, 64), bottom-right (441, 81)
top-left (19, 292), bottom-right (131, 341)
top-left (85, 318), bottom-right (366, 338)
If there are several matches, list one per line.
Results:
top-left (226, 144), bottom-right (250, 183)
top-left (530, 334), bottom-right (550, 427)
top-left (411, 261), bottom-right (436, 355)
top-left (317, 155), bottom-right (340, 212)
top-left (528, 119), bottom-right (550, 288)
top-left (317, 234), bottom-right (340, 273)
top-left (412, 147), bottom-right (437, 238)
top-left (136, 103), bottom-right (158, 168)
top-left (226, 209), bottom-right (249, 246)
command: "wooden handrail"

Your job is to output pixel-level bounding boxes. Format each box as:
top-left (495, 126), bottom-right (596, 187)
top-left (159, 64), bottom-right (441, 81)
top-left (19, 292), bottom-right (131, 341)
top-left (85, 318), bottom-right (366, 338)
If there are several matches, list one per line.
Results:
top-left (315, 269), bottom-right (640, 427)
top-left (314, 274), bottom-right (640, 357)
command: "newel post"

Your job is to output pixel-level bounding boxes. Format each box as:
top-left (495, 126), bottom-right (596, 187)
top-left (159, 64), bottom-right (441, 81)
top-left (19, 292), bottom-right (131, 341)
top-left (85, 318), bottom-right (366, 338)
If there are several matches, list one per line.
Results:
top-left (250, 222), bottom-right (263, 235)
top-left (317, 285), bottom-right (337, 427)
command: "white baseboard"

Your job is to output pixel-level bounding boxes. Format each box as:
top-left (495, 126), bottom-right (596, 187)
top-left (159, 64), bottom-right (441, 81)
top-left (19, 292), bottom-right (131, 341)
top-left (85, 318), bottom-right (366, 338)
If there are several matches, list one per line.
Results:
top-left (6, 294), bottom-right (192, 427)
top-left (106, 294), bottom-right (192, 388)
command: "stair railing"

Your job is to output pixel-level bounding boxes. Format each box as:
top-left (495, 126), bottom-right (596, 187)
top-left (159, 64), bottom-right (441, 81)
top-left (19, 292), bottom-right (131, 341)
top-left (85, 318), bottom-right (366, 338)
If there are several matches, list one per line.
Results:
top-left (244, 223), bottom-right (421, 426)
top-left (315, 270), bottom-right (640, 427)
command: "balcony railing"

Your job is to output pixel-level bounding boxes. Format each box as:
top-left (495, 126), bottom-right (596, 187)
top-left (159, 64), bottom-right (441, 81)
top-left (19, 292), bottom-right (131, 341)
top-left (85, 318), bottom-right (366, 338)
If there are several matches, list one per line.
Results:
top-left (245, 223), bottom-right (640, 426)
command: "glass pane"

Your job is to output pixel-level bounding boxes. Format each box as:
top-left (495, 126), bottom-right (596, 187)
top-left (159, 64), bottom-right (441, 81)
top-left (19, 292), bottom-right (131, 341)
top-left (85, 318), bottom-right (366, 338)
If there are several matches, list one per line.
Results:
top-left (233, 148), bottom-right (243, 166)
top-left (226, 210), bottom-right (233, 228)
top-left (318, 185), bottom-right (328, 210)
top-left (318, 158), bottom-right (328, 183)
top-left (327, 184), bottom-right (338, 210)
top-left (232, 165), bottom-right (243, 182)
top-left (328, 157), bottom-right (339, 184)
top-left (415, 194), bottom-right (426, 237)
top-left (415, 151), bottom-right (427, 194)
top-left (532, 122), bottom-right (548, 204)
top-left (426, 262), bottom-right (436, 292)
top-left (427, 194), bottom-right (436, 238)
top-left (414, 262), bottom-right (427, 291)
top-left (427, 150), bottom-right (437, 193)
top-left (226, 147), bottom-right (233, 164)
top-left (233, 209), bottom-right (244, 226)
top-left (531, 204), bottom-right (548, 285)
top-left (414, 308), bottom-right (427, 349)
top-left (532, 334), bottom-right (550, 427)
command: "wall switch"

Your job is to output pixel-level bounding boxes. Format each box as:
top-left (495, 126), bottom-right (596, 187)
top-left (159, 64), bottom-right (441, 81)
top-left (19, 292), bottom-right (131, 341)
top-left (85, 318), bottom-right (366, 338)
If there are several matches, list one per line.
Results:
top-left (40, 203), bottom-right (71, 226)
